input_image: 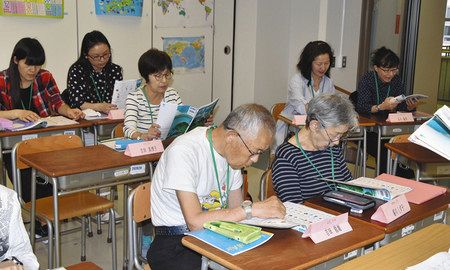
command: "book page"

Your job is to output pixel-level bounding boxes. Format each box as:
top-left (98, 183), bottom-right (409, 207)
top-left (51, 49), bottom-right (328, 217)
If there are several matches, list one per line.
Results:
top-left (156, 102), bottom-right (178, 139)
top-left (241, 202), bottom-right (334, 233)
top-left (111, 79), bottom-right (141, 110)
top-left (348, 177), bottom-right (412, 198)
top-left (43, 116), bottom-right (79, 127)
top-left (186, 98), bottom-right (219, 132)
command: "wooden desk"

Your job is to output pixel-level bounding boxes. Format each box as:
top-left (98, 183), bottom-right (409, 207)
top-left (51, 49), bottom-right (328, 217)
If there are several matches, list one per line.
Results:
top-left (20, 145), bottom-right (161, 268)
top-left (305, 192), bottom-right (449, 242)
top-left (182, 219), bottom-right (384, 270)
top-left (385, 142), bottom-right (449, 181)
top-left (334, 223), bottom-right (450, 270)
top-left (363, 112), bottom-right (430, 175)
top-left (0, 119), bottom-right (93, 185)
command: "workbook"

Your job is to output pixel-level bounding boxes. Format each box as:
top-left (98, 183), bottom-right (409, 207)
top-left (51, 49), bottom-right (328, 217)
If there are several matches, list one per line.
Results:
top-left (321, 177), bottom-right (412, 201)
top-left (241, 202), bottom-right (335, 233)
top-left (394, 94), bottom-right (428, 103)
top-left (185, 228), bottom-right (273, 256)
top-left (157, 98), bottom-right (219, 139)
top-left (0, 116), bottom-right (79, 131)
top-left (111, 79), bottom-right (142, 110)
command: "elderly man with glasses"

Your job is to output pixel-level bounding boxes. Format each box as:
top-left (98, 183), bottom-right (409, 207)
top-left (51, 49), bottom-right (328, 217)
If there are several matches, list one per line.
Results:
top-left (148, 103), bottom-right (286, 270)
top-left (272, 94), bottom-right (358, 204)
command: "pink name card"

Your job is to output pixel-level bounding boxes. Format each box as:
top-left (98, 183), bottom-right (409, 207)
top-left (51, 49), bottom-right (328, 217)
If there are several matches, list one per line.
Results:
top-left (0, 118), bottom-right (13, 130)
top-left (302, 213), bottom-right (353, 243)
top-left (387, 112), bottom-right (414, 123)
top-left (292, 115), bottom-right (307, 126)
top-left (124, 140), bottom-right (164, 157)
top-left (371, 194), bottom-right (410, 224)
top-left (108, 109), bottom-right (125, 120)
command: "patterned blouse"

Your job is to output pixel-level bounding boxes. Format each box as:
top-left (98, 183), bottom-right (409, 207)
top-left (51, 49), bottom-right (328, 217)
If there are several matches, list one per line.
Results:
top-left (66, 62), bottom-right (122, 108)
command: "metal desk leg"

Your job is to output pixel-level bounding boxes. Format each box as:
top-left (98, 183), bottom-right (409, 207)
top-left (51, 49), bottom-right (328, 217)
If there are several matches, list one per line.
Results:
top-left (376, 126), bottom-right (381, 176)
top-left (123, 184), bottom-right (130, 269)
top-left (30, 168), bottom-right (37, 249)
top-left (416, 165), bottom-right (421, 181)
top-left (386, 149), bottom-right (392, 174)
top-left (201, 256), bottom-right (209, 270)
top-left (363, 127), bottom-right (367, 177)
top-left (51, 177), bottom-right (61, 267)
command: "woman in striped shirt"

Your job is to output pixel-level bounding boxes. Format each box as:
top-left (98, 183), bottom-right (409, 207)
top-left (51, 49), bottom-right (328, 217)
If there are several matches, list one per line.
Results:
top-left (124, 49), bottom-right (182, 140)
top-left (272, 94), bottom-right (358, 203)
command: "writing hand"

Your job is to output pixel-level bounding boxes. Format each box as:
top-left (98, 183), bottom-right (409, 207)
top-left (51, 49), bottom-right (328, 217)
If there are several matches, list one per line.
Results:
top-left (95, 102), bottom-right (117, 114)
top-left (67, 108), bottom-right (84, 120)
top-left (251, 196), bottom-right (286, 219)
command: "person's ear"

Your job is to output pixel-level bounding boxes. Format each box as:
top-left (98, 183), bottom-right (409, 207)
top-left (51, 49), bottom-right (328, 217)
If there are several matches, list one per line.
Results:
top-left (310, 120), bottom-right (321, 131)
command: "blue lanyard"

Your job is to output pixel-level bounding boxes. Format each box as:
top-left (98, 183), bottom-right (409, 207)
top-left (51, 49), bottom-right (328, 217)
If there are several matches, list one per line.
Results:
top-left (295, 131), bottom-right (334, 180)
top-left (309, 77), bottom-right (325, 98)
top-left (207, 127), bottom-right (230, 208)
top-left (373, 71), bottom-right (390, 105)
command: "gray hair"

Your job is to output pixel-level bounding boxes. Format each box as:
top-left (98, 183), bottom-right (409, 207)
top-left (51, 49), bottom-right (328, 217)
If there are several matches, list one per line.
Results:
top-left (306, 94), bottom-right (358, 129)
top-left (222, 103), bottom-right (275, 139)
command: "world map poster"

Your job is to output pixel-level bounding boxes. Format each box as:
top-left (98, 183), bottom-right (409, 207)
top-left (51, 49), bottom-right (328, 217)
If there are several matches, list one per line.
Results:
top-left (163, 36), bottom-right (205, 74)
top-left (0, 0), bottom-right (64, 18)
top-left (94, 0), bottom-right (143, 17)
top-left (154, 0), bottom-right (213, 28)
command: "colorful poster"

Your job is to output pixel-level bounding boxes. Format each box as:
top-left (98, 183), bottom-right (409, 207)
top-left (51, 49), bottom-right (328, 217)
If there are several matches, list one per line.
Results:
top-left (0, 0), bottom-right (64, 18)
top-left (163, 36), bottom-right (205, 74)
top-left (154, 0), bottom-right (213, 28)
top-left (94, 0), bottom-right (143, 17)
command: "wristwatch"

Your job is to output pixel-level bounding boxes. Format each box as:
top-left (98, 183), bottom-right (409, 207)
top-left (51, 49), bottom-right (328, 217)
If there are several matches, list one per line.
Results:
top-left (241, 200), bottom-right (253, 219)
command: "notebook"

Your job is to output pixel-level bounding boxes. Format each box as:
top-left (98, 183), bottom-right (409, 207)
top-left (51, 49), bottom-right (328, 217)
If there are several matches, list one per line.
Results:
top-left (376, 174), bottom-right (447, 204)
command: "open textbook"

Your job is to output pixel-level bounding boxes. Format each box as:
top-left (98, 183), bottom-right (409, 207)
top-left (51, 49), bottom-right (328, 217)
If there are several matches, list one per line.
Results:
top-left (321, 177), bottom-right (412, 201)
top-left (394, 94), bottom-right (428, 103)
top-left (0, 116), bottom-right (78, 132)
top-left (111, 79), bottom-right (142, 110)
top-left (409, 105), bottom-right (450, 160)
top-left (156, 98), bottom-right (219, 139)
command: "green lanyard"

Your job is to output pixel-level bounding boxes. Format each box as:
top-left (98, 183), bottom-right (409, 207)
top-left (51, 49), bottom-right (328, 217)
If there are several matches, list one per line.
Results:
top-left (90, 74), bottom-right (104, 103)
top-left (295, 131), bottom-right (334, 180)
top-left (373, 71), bottom-right (390, 105)
top-left (141, 86), bottom-right (157, 123)
top-left (21, 84), bottom-right (33, 110)
top-left (309, 78), bottom-right (325, 98)
top-left (207, 127), bottom-right (230, 208)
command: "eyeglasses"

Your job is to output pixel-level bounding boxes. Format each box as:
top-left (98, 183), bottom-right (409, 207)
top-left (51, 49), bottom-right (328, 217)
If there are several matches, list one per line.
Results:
top-left (378, 67), bottom-right (399, 74)
top-left (87, 52), bottom-right (111, 62)
top-left (319, 122), bottom-right (348, 145)
top-left (152, 72), bottom-right (173, 82)
top-left (228, 128), bottom-right (263, 158)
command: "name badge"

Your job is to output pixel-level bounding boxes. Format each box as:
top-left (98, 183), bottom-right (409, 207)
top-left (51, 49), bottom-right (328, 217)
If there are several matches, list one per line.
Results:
top-left (108, 109), bottom-right (125, 120)
top-left (124, 140), bottom-right (164, 157)
top-left (387, 112), bottom-right (414, 123)
top-left (371, 194), bottom-right (410, 224)
top-left (292, 115), bottom-right (307, 126)
top-left (302, 213), bottom-right (352, 243)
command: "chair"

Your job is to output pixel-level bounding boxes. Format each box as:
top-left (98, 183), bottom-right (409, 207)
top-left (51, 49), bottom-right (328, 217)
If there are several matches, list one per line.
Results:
top-left (111, 122), bottom-right (124, 138)
top-left (271, 102), bottom-right (286, 121)
top-left (66, 262), bottom-right (102, 270)
top-left (259, 169), bottom-right (276, 201)
top-left (11, 135), bottom-right (117, 269)
top-left (387, 134), bottom-right (412, 175)
top-left (127, 182), bottom-right (152, 270)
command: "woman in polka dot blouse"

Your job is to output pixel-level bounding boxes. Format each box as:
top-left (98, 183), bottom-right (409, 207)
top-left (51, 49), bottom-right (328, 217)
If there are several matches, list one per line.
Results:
top-left (65, 30), bottom-right (123, 113)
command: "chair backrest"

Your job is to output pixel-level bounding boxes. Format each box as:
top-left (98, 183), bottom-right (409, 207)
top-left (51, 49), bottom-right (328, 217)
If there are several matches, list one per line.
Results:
top-left (259, 169), bottom-right (276, 201)
top-left (389, 134), bottom-right (411, 159)
top-left (15, 134), bottom-right (83, 170)
top-left (349, 91), bottom-right (358, 107)
top-left (132, 182), bottom-right (151, 223)
top-left (111, 123), bottom-right (124, 138)
top-left (271, 103), bottom-right (286, 121)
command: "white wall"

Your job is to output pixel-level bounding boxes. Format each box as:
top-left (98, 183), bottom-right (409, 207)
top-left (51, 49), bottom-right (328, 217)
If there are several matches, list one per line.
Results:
top-left (233, 0), bottom-right (363, 110)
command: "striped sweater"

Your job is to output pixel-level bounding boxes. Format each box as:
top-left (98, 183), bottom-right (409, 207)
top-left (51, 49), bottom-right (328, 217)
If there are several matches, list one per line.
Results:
top-left (124, 85), bottom-right (182, 138)
top-left (272, 142), bottom-right (352, 203)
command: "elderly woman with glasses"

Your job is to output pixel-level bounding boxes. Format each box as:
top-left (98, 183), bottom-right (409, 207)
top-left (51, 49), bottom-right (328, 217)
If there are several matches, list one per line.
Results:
top-left (272, 94), bottom-right (358, 203)
top-left (65, 30), bottom-right (123, 114)
top-left (356, 46), bottom-right (418, 114)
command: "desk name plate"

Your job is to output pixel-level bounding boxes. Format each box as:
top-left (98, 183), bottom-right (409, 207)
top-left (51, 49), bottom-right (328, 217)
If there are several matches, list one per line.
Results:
top-left (124, 140), bottom-right (164, 157)
top-left (386, 112), bottom-right (414, 123)
top-left (371, 194), bottom-right (410, 224)
top-left (302, 212), bottom-right (352, 243)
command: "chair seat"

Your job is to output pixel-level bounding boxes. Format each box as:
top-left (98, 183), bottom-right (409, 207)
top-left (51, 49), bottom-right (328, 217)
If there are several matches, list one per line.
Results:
top-left (66, 261), bottom-right (103, 270)
top-left (24, 191), bottom-right (114, 221)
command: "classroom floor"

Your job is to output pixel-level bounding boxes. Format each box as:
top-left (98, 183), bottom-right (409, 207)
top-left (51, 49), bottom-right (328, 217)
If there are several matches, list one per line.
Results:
top-left (21, 155), bottom-right (449, 269)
